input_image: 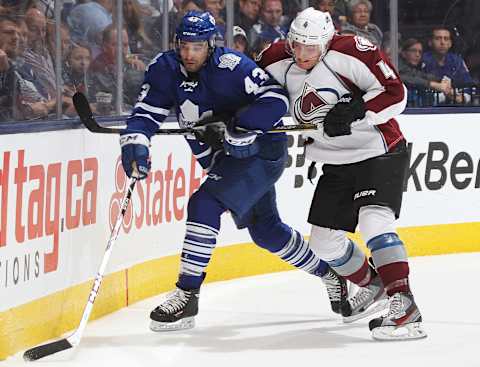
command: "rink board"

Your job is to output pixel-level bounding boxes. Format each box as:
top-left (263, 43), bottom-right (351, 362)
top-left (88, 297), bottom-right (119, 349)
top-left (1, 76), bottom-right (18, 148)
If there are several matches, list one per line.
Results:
top-left (0, 113), bottom-right (479, 359)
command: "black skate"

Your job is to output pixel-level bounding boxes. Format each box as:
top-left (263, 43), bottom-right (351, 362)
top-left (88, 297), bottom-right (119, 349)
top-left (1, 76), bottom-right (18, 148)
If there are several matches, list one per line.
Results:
top-left (341, 273), bottom-right (388, 323)
top-left (369, 292), bottom-right (427, 341)
top-left (321, 267), bottom-right (348, 314)
top-left (149, 287), bottom-right (199, 332)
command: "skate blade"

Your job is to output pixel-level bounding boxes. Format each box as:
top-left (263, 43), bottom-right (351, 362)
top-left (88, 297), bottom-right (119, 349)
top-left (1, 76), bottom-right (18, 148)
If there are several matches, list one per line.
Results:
top-left (342, 299), bottom-right (389, 324)
top-left (149, 317), bottom-right (195, 332)
top-left (372, 322), bottom-right (427, 341)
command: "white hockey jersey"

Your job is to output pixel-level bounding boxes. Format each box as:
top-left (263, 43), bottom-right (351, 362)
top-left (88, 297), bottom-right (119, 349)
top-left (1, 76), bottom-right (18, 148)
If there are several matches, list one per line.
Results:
top-left (258, 35), bottom-right (408, 165)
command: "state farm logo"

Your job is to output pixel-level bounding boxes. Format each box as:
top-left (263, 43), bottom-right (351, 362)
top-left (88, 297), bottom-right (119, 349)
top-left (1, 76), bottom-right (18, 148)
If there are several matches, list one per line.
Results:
top-left (109, 158), bottom-right (134, 233)
top-left (109, 154), bottom-right (207, 233)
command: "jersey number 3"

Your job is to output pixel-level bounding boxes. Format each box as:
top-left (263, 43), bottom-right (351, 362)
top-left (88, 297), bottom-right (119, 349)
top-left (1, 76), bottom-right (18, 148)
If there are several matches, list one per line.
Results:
top-left (244, 67), bottom-right (269, 95)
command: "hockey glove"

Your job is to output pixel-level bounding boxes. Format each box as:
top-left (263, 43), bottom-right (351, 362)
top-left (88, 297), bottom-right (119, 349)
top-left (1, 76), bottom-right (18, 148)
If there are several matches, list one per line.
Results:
top-left (323, 94), bottom-right (365, 137)
top-left (223, 119), bottom-right (260, 159)
top-left (194, 123), bottom-right (225, 151)
top-left (120, 132), bottom-right (151, 179)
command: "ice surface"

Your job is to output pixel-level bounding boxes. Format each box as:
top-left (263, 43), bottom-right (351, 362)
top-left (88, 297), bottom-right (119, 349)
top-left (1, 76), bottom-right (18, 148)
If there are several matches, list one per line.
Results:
top-left (8, 252), bottom-right (480, 367)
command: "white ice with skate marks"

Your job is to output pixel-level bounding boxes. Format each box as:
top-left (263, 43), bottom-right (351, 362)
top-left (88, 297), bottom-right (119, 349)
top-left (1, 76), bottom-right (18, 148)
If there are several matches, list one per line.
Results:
top-left (8, 252), bottom-right (480, 367)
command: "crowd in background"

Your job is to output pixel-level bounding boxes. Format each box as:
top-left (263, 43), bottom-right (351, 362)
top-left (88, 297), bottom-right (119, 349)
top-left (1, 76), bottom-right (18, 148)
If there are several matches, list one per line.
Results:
top-left (0, 0), bottom-right (479, 122)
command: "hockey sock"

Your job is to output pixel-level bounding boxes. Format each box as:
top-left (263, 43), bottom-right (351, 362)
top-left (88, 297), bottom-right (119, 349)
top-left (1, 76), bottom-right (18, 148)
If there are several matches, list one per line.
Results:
top-left (327, 239), bottom-right (374, 287)
top-left (177, 189), bottom-right (224, 290)
top-left (367, 233), bottom-right (410, 296)
top-left (273, 229), bottom-right (328, 276)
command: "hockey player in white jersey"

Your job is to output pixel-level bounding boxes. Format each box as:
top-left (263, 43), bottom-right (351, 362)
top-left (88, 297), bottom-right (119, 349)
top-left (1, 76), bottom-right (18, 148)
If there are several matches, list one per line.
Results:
top-left (257, 7), bottom-right (426, 340)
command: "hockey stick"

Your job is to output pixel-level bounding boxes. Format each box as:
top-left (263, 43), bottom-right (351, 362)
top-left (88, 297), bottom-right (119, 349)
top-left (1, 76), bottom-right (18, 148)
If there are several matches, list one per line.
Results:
top-left (23, 176), bottom-right (137, 361)
top-left (72, 92), bottom-right (317, 135)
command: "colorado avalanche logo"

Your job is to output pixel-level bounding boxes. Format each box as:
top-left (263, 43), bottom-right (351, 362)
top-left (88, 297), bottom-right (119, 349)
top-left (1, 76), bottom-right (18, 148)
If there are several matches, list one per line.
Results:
top-left (293, 83), bottom-right (339, 124)
top-left (354, 36), bottom-right (377, 52)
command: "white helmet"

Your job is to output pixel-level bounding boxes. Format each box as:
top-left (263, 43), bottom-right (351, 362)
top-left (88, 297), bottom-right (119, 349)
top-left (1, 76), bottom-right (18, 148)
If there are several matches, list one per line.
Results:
top-left (288, 7), bottom-right (335, 58)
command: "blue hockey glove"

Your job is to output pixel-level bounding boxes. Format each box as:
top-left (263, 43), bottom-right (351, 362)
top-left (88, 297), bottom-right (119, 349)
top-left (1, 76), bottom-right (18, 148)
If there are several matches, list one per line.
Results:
top-left (323, 94), bottom-right (365, 137)
top-left (223, 120), bottom-right (260, 159)
top-left (120, 132), bottom-right (151, 179)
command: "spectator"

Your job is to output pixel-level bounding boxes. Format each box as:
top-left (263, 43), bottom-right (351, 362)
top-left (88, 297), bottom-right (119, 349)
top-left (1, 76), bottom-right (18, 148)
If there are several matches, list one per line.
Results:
top-left (0, 14), bottom-right (21, 121)
top-left (250, 34), bottom-right (271, 61)
top-left (46, 22), bottom-right (72, 63)
top-left (204, 0), bottom-right (226, 43)
top-left (16, 18), bottom-right (28, 54)
top-left (422, 27), bottom-right (474, 88)
top-left (62, 44), bottom-right (92, 116)
top-left (235, 0), bottom-right (261, 35)
top-left (123, 0), bottom-right (153, 57)
top-left (204, 0), bottom-right (224, 25)
top-left (232, 25), bottom-right (248, 54)
top-left (148, 0), bottom-right (204, 49)
top-left (251, 0), bottom-right (287, 45)
top-left (67, 0), bottom-right (113, 58)
top-left (88, 24), bottom-right (146, 115)
top-left (314, 0), bottom-right (346, 29)
top-left (280, 0), bottom-right (299, 25)
top-left (23, 7), bottom-right (57, 110)
top-left (0, 15), bottom-right (51, 120)
top-left (179, 0), bottom-right (204, 13)
top-left (341, 0), bottom-right (382, 47)
top-left (398, 38), bottom-right (453, 107)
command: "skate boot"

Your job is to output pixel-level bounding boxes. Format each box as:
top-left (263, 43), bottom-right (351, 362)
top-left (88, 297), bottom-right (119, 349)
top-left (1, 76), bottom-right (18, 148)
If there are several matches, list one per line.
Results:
top-left (149, 286), bottom-right (199, 331)
top-left (341, 273), bottom-right (388, 323)
top-left (321, 267), bottom-right (348, 314)
top-left (369, 292), bottom-right (427, 340)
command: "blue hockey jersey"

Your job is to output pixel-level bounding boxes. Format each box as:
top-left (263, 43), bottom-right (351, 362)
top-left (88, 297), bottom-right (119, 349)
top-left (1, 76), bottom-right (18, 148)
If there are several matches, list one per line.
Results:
top-left (126, 47), bottom-right (289, 170)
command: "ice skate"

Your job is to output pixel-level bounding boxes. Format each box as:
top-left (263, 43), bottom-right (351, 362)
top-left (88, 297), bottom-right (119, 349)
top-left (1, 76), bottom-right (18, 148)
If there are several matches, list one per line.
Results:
top-left (321, 267), bottom-right (348, 314)
top-left (149, 287), bottom-right (199, 331)
top-left (341, 274), bottom-right (388, 323)
top-left (369, 292), bottom-right (427, 341)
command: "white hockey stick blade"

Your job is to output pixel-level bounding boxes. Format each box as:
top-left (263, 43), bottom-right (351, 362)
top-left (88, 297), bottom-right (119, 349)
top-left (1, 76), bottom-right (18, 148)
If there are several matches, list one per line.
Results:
top-left (371, 322), bottom-right (427, 341)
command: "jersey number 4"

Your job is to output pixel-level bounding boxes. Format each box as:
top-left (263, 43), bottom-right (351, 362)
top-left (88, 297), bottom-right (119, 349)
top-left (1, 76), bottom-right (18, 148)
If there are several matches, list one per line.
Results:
top-left (377, 60), bottom-right (397, 80)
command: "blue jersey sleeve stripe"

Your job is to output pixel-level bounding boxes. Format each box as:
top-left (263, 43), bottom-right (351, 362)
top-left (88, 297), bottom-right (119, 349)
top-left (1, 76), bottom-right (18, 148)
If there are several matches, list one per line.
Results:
top-left (257, 84), bottom-right (283, 94)
top-left (194, 147), bottom-right (213, 159)
top-left (132, 112), bottom-right (163, 127)
top-left (134, 102), bottom-right (170, 115)
top-left (204, 150), bottom-right (222, 173)
top-left (258, 91), bottom-right (290, 111)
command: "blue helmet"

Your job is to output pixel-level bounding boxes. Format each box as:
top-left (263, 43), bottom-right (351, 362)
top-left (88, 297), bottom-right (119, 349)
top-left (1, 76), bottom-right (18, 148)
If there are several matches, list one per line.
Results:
top-left (176, 11), bottom-right (217, 45)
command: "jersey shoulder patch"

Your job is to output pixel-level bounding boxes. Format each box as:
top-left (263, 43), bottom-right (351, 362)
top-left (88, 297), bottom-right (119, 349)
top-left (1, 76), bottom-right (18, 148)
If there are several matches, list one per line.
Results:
top-left (330, 34), bottom-right (377, 53)
top-left (217, 53), bottom-right (242, 71)
top-left (328, 34), bottom-right (378, 64)
top-left (353, 35), bottom-right (377, 52)
top-left (256, 40), bottom-right (291, 69)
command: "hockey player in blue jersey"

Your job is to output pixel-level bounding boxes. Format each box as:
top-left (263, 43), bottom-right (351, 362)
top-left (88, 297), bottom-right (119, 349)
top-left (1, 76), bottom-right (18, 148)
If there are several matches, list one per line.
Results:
top-left (120, 11), bottom-right (347, 331)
